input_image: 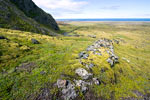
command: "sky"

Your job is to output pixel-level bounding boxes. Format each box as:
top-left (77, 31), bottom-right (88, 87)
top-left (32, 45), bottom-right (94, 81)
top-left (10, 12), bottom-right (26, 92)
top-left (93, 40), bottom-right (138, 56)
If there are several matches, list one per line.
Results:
top-left (32, 0), bottom-right (150, 19)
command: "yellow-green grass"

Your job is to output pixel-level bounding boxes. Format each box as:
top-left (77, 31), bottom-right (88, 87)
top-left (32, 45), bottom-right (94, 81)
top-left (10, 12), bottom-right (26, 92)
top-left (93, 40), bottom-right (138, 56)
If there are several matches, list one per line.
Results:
top-left (0, 28), bottom-right (94, 99)
top-left (0, 21), bottom-right (150, 99)
top-left (69, 21), bottom-right (150, 99)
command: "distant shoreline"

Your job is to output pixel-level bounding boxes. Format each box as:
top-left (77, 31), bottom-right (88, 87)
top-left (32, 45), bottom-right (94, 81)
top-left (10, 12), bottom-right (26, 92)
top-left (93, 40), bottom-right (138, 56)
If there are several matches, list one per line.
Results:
top-left (56, 18), bottom-right (150, 22)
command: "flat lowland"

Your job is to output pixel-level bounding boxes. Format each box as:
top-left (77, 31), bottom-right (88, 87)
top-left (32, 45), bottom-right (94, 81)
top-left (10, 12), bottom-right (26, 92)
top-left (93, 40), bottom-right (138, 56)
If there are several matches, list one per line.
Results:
top-left (0, 21), bottom-right (150, 99)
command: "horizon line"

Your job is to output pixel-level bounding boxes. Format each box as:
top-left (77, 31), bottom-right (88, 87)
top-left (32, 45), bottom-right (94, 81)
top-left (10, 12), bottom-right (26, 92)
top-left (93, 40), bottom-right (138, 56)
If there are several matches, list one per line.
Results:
top-left (56, 18), bottom-right (150, 19)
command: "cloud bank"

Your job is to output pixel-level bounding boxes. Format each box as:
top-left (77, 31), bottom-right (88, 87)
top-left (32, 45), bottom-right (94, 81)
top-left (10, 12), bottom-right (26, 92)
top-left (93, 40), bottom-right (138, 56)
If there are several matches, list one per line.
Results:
top-left (32, 0), bottom-right (88, 11)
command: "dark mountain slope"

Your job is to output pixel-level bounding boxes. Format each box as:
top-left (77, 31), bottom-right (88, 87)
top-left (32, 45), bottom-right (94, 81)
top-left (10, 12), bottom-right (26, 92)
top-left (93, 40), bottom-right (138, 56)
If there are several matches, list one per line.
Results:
top-left (0, 0), bottom-right (59, 35)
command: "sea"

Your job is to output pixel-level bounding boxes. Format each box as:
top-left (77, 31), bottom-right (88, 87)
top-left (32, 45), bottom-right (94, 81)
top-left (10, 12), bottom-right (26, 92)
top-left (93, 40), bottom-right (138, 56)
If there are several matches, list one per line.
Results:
top-left (56, 18), bottom-right (150, 22)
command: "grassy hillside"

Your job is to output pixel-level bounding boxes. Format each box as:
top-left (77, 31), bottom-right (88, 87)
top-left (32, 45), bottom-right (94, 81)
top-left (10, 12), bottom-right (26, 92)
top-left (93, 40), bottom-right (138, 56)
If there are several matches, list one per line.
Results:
top-left (0, 22), bottom-right (150, 99)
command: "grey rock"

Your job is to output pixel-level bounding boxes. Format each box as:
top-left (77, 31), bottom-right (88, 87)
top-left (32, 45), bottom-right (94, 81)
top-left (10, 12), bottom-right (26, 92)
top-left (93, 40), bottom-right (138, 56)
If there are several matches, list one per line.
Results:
top-left (107, 58), bottom-right (114, 67)
top-left (109, 45), bottom-right (113, 49)
top-left (40, 71), bottom-right (46, 75)
top-left (79, 59), bottom-right (86, 66)
top-left (93, 52), bottom-right (102, 56)
top-left (88, 35), bottom-right (96, 38)
top-left (31, 38), bottom-right (40, 44)
top-left (107, 54), bottom-right (119, 67)
top-left (122, 57), bottom-right (130, 63)
top-left (74, 80), bottom-right (92, 87)
top-left (81, 86), bottom-right (88, 93)
top-left (16, 62), bottom-right (36, 72)
top-left (86, 45), bottom-right (95, 51)
top-left (79, 51), bottom-right (89, 59)
top-left (74, 80), bottom-right (91, 94)
top-left (57, 79), bottom-right (67, 88)
top-left (114, 39), bottom-right (119, 44)
top-left (75, 80), bottom-right (84, 87)
top-left (110, 49), bottom-right (114, 53)
top-left (82, 54), bottom-right (89, 59)
top-left (86, 63), bottom-right (94, 69)
top-left (93, 78), bottom-right (100, 85)
top-left (61, 81), bottom-right (77, 100)
top-left (75, 68), bottom-right (92, 80)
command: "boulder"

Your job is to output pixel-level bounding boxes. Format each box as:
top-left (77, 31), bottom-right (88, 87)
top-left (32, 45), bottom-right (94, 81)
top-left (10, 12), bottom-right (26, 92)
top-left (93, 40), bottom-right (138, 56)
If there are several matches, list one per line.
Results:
top-left (75, 68), bottom-right (92, 80)
top-left (31, 38), bottom-right (40, 44)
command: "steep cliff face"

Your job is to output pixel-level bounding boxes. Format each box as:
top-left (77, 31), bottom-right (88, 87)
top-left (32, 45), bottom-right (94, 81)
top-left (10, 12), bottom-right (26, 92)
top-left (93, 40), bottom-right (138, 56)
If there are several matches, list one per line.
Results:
top-left (0, 0), bottom-right (59, 35)
top-left (10, 0), bottom-right (59, 31)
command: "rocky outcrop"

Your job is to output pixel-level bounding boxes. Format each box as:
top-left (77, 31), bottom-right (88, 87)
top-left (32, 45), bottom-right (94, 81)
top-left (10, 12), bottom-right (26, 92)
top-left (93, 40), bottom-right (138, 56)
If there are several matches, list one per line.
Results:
top-left (10, 0), bottom-right (59, 31)
top-left (0, 0), bottom-right (59, 35)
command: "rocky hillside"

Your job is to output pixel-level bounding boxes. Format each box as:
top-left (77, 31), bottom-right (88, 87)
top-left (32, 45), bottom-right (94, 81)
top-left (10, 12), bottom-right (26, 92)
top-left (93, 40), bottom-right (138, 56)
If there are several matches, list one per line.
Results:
top-left (0, 0), bottom-right (59, 35)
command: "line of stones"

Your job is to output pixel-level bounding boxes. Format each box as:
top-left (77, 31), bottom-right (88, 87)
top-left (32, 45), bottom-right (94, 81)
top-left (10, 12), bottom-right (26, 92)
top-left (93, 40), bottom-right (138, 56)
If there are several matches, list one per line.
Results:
top-left (56, 38), bottom-right (119, 100)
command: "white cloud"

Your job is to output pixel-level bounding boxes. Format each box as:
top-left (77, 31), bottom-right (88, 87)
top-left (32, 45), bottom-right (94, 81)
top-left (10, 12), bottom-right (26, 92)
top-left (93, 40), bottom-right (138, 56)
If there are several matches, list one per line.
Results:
top-left (32, 0), bottom-right (88, 11)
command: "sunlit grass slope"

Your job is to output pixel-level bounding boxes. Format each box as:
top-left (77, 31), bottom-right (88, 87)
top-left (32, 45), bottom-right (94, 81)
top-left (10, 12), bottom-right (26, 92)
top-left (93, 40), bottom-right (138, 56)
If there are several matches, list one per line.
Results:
top-left (0, 28), bottom-right (95, 99)
top-left (60, 22), bottom-right (150, 99)
top-left (0, 21), bottom-right (150, 99)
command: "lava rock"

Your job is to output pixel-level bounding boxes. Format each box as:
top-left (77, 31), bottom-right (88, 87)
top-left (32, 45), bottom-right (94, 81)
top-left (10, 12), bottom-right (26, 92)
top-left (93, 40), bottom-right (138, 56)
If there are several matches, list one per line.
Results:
top-left (31, 38), bottom-right (40, 44)
top-left (75, 68), bottom-right (92, 80)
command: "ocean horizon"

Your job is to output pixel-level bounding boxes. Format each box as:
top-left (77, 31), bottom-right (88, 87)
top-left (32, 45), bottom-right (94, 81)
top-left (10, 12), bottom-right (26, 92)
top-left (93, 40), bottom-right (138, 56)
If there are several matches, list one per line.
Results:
top-left (56, 18), bottom-right (150, 22)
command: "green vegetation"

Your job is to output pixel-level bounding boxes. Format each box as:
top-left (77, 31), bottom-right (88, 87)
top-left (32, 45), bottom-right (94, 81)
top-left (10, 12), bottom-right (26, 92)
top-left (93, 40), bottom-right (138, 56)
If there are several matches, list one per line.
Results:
top-left (0, 22), bottom-right (150, 99)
